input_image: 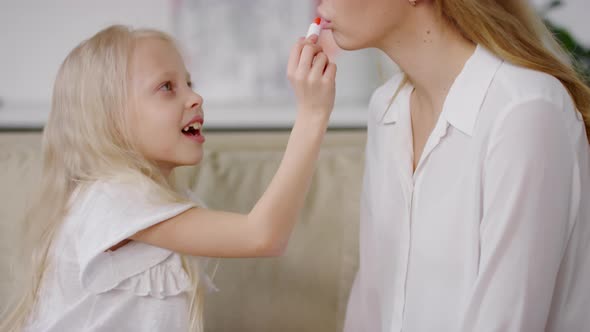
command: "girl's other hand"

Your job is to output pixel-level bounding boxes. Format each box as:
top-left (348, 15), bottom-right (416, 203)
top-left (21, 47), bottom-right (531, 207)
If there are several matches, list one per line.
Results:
top-left (287, 35), bottom-right (337, 120)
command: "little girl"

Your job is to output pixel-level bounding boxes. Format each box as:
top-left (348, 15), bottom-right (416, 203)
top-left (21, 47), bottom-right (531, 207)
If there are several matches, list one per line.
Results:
top-left (1, 24), bottom-right (336, 331)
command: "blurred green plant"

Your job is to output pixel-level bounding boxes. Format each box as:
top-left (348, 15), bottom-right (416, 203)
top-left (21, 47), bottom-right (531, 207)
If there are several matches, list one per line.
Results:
top-left (541, 0), bottom-right (590, 84)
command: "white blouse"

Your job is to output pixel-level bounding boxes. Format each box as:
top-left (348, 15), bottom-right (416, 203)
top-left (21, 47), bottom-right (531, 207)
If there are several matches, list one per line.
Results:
top-left (24, 180), bottom-right (211, 332)
top-left (344, 45), bottom-right (590, 332)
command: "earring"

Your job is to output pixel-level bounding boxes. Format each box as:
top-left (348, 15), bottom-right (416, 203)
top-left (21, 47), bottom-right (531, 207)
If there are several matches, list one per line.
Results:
top-left (409, 0), bottom-right (417, 6)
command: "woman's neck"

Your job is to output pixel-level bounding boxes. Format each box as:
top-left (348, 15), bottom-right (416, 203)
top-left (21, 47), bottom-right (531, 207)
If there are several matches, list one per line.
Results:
top-left (377, 7), bottom-right (476, 115)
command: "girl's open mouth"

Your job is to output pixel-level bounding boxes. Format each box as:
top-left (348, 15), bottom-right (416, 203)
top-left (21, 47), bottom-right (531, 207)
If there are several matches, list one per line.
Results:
top-left (181, 121), bottom-right (205, 143)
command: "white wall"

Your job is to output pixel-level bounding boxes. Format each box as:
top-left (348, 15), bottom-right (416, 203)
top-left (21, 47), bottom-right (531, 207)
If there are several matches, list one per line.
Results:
top-left (532, 0), bottom-right (590, 45)
top-left (0, 0), bottom-right (587, 128)
top-left (0, 0), bottom-right (376, 128)
top-left (0, 0), bottom-right (173, 105)
top-left (0, 0), bottom-right (176, 127)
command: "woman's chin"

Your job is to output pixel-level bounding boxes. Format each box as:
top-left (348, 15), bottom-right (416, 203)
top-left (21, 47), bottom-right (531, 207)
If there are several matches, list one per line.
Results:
top-left (332, 32), bottom-right (367, 51)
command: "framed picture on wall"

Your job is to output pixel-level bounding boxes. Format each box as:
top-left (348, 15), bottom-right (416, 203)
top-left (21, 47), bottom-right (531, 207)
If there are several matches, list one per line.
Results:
top-left (170, 0), bottom-right (388, 128)
top-left (0, 0), bottom-right (393, 129)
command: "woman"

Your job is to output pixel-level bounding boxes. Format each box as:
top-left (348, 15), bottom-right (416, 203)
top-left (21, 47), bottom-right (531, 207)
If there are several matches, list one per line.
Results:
top-left (317, 0), bottom-right (590, 331)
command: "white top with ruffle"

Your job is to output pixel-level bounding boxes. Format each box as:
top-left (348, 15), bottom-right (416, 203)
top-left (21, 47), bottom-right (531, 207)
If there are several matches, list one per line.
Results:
top-left (25, 180), bottom-right (210, 332)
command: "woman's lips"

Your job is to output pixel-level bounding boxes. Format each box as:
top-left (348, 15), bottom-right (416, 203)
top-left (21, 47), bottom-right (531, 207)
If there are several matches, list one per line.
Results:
top-left (320, 18), bottom-right (333, 29)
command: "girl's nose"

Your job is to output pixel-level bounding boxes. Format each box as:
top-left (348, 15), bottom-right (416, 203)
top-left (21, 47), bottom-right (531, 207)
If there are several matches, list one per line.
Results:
top-left (186, 91), bottom-right (204, 110)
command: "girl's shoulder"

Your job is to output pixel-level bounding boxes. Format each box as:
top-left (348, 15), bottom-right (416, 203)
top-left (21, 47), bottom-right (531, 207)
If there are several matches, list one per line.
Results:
top-left (61, 179), bottom-right (197, 295)
top-left (68, 179), bottom-right (194, 224)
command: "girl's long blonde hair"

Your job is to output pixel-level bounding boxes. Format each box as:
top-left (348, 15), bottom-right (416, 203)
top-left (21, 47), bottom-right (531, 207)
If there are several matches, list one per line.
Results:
top-left (441, 0), bottom-right (590, 141)
top-left (1, 25), bottom-right (204, 332)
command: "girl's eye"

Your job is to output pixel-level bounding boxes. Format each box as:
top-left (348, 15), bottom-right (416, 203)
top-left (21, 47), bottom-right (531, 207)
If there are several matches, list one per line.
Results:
top-left (159, 81), bottom-right (173, 92)
top-left (187, 81), bottom-right (193, 88)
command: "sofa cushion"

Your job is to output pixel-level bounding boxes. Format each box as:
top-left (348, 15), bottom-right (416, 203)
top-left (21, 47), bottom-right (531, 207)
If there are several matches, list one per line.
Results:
top-left (0, 131), bottom-right (365, 331)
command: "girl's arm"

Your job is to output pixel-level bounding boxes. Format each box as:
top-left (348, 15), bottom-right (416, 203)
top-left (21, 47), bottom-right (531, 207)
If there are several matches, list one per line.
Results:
top-left (131, 36), bottom-right (337, 258)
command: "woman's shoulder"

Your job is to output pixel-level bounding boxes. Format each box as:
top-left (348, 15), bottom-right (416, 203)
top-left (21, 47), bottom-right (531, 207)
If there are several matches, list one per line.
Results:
top-left (478, 60), bottom-right (582, 132)
top-left (477, 62), bottom-right (587, 153)
top-left (491, 61), bottom-right (574, 111)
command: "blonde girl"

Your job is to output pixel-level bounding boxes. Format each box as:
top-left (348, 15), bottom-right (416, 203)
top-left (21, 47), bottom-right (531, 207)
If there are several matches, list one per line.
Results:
top-left (1, 25), bottom-right (335, 331)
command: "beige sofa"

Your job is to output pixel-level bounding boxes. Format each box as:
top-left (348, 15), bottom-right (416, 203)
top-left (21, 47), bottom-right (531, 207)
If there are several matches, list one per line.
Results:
top-left (0, 130), bottom-right (365, 332)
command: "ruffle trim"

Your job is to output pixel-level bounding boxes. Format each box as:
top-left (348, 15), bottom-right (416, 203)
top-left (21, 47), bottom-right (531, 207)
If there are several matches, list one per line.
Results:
top-left (113, 254), bottom-right (191, 299)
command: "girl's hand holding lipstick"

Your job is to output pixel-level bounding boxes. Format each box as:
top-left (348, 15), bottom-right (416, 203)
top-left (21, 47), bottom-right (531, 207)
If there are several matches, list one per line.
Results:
top-left (287, 19), bottom-right (336, 124)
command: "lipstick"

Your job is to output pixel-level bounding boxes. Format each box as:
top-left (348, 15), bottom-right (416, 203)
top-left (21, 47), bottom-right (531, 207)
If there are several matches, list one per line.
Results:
top-left (305, 17), bottom-right (322, 38)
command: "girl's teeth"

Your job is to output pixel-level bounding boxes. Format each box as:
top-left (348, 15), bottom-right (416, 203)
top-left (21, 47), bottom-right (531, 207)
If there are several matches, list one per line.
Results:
top-left (182, 122), bottom-right (202, 132)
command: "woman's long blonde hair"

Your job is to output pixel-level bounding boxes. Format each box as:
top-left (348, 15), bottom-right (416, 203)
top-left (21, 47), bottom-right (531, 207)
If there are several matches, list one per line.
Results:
top-left (1, 25), bottom-right (204, 332)
top-left (440, 0), bottom-right (590, 141)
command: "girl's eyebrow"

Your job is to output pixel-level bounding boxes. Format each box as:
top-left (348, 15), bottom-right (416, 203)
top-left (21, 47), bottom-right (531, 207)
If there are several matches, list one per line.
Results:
top-left (152, 71), bottom-right (191, 81)
top-left (149, 70), bottom-right (177, 83)
top-left (144, 70), bottom-right (191, 88)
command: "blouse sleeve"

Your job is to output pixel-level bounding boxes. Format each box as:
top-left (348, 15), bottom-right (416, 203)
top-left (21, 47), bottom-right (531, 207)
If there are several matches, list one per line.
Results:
top-left (74, 181), bottom-right (196, 297)
top-left (458, 98), bottom-right (581, 331)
